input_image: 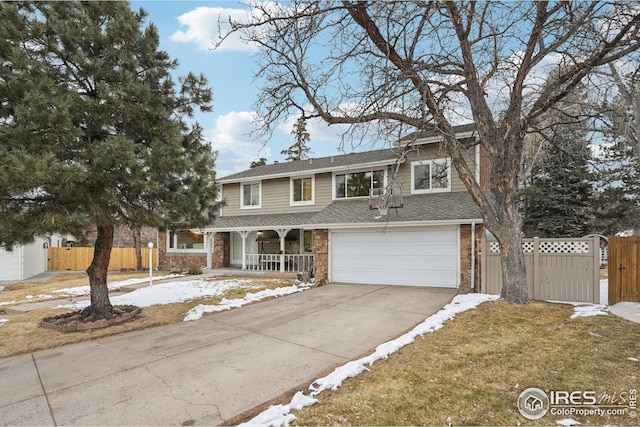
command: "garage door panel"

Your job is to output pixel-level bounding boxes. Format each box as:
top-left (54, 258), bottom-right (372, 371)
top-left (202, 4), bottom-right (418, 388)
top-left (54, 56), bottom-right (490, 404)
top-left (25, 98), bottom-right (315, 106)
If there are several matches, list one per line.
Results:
top-left (331, 228), bottom-right (458, 288)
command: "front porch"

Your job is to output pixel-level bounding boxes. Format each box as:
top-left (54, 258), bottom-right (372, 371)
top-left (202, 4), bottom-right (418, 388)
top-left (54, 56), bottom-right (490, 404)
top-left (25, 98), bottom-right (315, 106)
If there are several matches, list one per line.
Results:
top-left (211, 229), bottom-right (318, 277)
top-left (244, 253), bottom-right (314, 273)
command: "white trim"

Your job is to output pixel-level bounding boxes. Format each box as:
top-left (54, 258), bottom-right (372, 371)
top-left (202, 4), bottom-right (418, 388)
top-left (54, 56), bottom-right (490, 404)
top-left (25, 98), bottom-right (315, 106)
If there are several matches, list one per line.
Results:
top-left (410, 159), bottom-right (451, 194)
top-left (216, 184), bottom-right (224, 217)
top-left (201, 218), bottom-right (484, 234)
top-left (240, 181), bottom-right (262, 210)
top-left (290, 176), bottom-right (315, 206)
top-left (475, 141), bottom-right (480, 184)
top-left (396, 130), bottom-right (478, 146)
top-left (456, 224), bottom-right (461, 287)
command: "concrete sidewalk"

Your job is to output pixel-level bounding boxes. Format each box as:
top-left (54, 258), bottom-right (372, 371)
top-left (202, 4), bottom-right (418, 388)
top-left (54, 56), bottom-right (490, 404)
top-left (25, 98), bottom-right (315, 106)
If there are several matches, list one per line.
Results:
top-left (610, 301), bottom-right (640, 324)
top-left (0, 284), bottom-right (457, 426)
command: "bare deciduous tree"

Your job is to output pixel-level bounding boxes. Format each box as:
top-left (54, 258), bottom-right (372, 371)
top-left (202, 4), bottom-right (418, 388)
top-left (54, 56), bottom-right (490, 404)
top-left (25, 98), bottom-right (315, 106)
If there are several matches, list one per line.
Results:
top-left (222, 1), bottom-right (640, 303)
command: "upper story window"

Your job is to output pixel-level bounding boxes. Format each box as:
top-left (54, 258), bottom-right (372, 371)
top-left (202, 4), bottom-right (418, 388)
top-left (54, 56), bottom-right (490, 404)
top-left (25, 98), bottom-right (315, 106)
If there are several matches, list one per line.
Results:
top-left (291, 176), bottom-right (314, 206)
top-left (168, 230), bottom-right (206, 252)
top-left (241, 182), bottom-right (261, 209)
top-left (335, 169), bottom-right (384, 199)
top-left (411, 159), bottom-right (451, 194)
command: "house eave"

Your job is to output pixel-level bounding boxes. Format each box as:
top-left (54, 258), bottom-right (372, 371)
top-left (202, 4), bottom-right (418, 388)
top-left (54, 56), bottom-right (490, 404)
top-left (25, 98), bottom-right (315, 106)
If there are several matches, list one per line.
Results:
top-left (201, 218), bottom-right (484, 233)
top-left (218, 158), bottom-right (401, 184)
top-left (396, 130), bottom-right (478, 147)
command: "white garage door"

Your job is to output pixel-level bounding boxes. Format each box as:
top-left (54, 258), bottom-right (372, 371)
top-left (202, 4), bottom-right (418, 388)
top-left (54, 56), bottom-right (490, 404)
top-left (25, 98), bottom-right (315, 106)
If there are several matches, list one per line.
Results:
top-left (330, 227), bottom-right (458, 287)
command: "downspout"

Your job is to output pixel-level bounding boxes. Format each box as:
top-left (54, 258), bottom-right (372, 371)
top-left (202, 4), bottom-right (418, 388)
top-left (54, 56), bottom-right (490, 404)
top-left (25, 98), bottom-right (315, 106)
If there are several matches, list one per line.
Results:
top-left (471, 222), bottom-right (476, 292)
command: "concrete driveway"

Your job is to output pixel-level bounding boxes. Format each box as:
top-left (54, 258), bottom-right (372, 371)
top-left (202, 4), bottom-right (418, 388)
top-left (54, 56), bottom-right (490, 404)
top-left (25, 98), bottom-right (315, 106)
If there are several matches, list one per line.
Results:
top-left (0, 283), bottom-right (457, 426)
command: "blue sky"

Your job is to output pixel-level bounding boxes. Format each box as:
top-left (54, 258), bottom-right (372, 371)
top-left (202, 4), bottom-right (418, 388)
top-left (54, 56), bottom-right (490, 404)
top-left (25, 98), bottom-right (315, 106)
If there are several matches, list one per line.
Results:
top-left (130, 1), bottom-right (360, 178)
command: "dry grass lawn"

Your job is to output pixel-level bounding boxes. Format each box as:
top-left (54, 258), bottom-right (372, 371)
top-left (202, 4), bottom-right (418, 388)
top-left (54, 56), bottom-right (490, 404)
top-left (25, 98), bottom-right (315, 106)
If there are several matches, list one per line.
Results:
top-left (0, 272), bottom-right (295, 358)
top-left (294, 300), bottom-right (639, 426)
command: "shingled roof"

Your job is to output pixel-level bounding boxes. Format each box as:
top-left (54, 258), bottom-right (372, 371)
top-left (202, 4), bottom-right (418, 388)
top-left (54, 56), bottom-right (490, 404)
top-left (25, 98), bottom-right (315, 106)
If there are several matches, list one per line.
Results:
top-left (204, 192), bottom-right (482, 231)
top-left (398, 123), bottom-right (477, 144)
top-left (219, 149), bottom-right (400, 182)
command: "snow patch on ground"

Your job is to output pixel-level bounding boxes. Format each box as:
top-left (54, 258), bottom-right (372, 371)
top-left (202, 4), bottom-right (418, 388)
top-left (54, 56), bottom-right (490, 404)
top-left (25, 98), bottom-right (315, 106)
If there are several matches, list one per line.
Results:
top-left (53, 274), bottom-right (185, 296)
top-left (239, 293), bottom-right (500, 427)
top-left (556, 418), bottom-right (581, 426)
top-left (0, 294), bottom-right (56, 306)
top-left (184, 283), bottom-right (312, 321)
top-left (59, 278), bottom-right (257, 309)
top-left (0, 318), bottom-right (8, 326)
top-left (570, 304), bottom-right (608, 319)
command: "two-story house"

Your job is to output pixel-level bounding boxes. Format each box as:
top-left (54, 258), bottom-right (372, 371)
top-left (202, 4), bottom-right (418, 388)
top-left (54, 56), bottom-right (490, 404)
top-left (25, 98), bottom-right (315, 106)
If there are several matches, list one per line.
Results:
top-left (161, 123), bottom-right (488, 291)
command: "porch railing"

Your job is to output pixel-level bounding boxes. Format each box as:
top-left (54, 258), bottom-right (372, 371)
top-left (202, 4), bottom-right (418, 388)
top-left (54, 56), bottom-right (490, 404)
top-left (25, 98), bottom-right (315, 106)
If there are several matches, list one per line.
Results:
top-left (244, 254), bottom-right (314, 273)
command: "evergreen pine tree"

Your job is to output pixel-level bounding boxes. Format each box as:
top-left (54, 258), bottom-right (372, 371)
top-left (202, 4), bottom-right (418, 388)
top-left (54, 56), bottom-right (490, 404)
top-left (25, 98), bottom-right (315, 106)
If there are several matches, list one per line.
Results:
top-left (281, 116), bottom-right (311, 161)
top-left (521, 125), bottom-right (595, 237)
top-left (250, 157), bottom-right (267, 168)
top-left (592, 141), bottom-right (640, 235)
top-left (0, 2), bottom-right (219, 319)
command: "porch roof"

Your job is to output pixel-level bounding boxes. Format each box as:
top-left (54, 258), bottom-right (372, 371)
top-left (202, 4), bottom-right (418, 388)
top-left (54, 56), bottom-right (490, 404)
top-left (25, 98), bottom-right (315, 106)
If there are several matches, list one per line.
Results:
top-left (310, 191), bottom-right (482, 225)
top-left (204, 192), bottom-right (482, 231)
top-left (205, 212), bottom-right (319, 231)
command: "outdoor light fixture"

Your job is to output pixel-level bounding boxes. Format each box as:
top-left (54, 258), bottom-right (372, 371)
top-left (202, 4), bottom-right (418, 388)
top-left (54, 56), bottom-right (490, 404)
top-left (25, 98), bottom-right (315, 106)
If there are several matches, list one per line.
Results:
top-left (148, 242), bottom-right (154, 286)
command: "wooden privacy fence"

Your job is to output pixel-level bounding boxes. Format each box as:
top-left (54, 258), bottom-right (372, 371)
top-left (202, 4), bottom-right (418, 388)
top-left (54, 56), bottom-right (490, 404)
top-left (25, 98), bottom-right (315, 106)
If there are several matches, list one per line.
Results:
top-left (48, 247), bottom-right (159, 271)
top-left (608, 236), bottom-right (640, 304)
top-left (482, 237), bottom-right (600, 303)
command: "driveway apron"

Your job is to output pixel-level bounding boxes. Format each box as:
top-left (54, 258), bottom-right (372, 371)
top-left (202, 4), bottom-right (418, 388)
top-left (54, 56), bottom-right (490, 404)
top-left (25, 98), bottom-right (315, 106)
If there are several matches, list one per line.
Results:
top-left (0, 284), bottom-right (457, 426)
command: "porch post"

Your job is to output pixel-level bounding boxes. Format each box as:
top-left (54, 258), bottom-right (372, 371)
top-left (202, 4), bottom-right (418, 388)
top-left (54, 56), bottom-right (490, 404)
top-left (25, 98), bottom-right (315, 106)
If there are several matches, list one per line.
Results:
top-left (206, 232), bottom-right (213, 270)
top-left (239, 231), bottom-right (249, 270)
top-left (276, 228), bottom-right (290, 272)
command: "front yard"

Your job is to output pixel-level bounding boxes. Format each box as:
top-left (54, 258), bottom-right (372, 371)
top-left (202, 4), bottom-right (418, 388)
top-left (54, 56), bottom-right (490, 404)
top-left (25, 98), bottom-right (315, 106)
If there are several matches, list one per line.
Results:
top-left (292, 300), bottom-right (639, 426)
top-left (0, 272), bottom-right (300, 358)
top-left (1, 271), bottom-right (637, 426)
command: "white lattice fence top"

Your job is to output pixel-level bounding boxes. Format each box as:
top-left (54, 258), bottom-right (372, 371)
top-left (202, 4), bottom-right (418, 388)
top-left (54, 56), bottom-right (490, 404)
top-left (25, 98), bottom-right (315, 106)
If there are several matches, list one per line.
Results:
top-left (488, 240), bottom-right (591, 253)
top-left (539, 240), bottom-right (590, 253)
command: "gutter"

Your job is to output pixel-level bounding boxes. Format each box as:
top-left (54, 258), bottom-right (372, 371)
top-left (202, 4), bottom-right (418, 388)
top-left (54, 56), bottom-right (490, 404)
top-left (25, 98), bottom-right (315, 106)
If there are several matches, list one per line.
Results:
top-left (219, 158), bottom-right (401, 184)
top-left (471, 221), bottom-right (476, 292)
top-left (200, 218), bottom-right (485, 233)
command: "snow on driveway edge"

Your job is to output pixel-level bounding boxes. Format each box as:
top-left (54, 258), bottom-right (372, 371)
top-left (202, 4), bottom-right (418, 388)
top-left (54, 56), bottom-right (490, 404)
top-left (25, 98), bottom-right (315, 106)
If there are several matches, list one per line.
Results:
top-left (240, 293), bottom-right (500, 427)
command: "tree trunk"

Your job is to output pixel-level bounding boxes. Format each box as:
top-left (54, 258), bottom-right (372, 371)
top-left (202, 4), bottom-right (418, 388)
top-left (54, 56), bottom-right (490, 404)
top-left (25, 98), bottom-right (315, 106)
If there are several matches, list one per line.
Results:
top-left (85, 225), bottom-right (114, 318)
top-left (497, 227), bottom-right (530, 303)
top-left (133, 227), bottom-right (142, 271)
top-left (491, 203), bottom-right (530, 304)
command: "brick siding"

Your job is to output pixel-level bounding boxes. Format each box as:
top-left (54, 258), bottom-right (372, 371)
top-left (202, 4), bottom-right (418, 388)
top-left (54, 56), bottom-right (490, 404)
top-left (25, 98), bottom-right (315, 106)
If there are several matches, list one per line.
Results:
top-left (313, 229), bottom-right (328, 286)
top-left (459, 224), bottom-right (483, 293)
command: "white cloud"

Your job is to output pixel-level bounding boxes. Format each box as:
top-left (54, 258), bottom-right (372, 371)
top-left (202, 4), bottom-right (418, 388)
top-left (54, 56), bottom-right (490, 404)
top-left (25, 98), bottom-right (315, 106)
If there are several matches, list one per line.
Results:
top-left (170, 6), bottom-right (257, 53)
top-left (206, 111), bottom-right (271, 176)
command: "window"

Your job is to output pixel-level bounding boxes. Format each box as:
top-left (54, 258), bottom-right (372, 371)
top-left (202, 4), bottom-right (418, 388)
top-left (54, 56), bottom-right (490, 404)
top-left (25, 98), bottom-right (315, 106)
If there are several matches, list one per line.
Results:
top-left (241, 182), bottom-right (261, 208)
top-left (411, 159), bottom-right (451, 193)
top-left (335, 169), bottom-right (384, 199)
top-left (168, 230), bottom-right (206, 251)
top-left (291, 177), bottom-right (314, 205)
top-left (303, 229), bottom-right (313, 252)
